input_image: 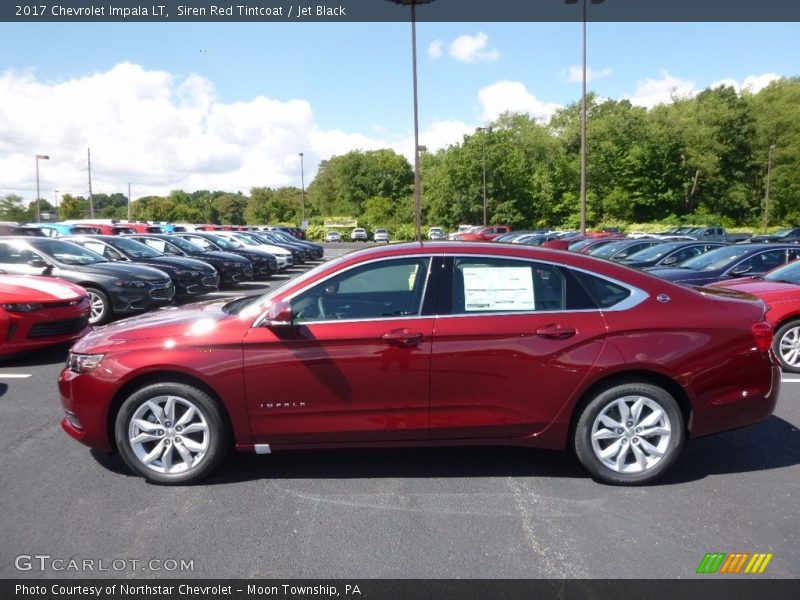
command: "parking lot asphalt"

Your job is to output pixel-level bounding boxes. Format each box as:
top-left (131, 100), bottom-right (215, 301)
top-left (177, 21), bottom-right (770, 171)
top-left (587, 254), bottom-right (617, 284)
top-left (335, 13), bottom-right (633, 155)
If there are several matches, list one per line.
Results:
top-left (1, 243), bottom-right (799, 579)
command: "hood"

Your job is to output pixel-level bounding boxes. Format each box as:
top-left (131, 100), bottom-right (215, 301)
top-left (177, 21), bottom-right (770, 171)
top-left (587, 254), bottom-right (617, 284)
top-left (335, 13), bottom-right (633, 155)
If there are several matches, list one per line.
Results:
top-left (128, 255), bottom-right (216, 272)
top-left (201, 251), bottom-right (251, 264)
top-left (72, 299), bottom-right (244, 350)
top-left (0, 275), bottom-right (85, 303)
top-left (78, 262), bottom-right (172, 282)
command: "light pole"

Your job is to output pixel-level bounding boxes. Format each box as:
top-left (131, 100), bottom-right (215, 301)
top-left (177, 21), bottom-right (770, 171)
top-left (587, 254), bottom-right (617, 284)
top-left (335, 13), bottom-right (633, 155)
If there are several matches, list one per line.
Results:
top-left (35, 154), bottom-right (49, 223)
top-left (388, 0), bottom-right (434, 243)
top-left (299, 152), bottom-right (306, 225)
top-left (764, 144), bottom-right (776, 233)
top-left (53, 189), bottom-right (59, 221)
top-left (476, 126), bottom-right (492, 226)
top-left (566, 0), bottom-right (604, 235)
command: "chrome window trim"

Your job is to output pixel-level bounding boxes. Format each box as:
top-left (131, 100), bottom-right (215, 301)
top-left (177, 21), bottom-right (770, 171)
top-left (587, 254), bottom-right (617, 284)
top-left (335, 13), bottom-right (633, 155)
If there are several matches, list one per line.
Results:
top-left (252, 251), bottom-right (648, 327)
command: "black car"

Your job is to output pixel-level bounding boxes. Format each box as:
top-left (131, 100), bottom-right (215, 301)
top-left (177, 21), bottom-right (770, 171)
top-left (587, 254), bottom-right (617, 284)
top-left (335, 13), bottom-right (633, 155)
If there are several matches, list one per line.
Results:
top-left (748, 227), bottom-right (800, 244)
top-left (128, 234), bottom-right (254, 286)
top-left (0, 237), bottom-right (174, 324)
top-left (64, 235), bottom-right (219, 299)
top-left (174, 232), bottom-right (277, 279)
top-left (256, 229), bottom-right (324, 260)
top-left (587, 239), bottom-right (665, 261)
top-left (646, 243), bottom-right (800, 286)
top-left (244, 231), bottom-right (311, 263)
top-left (617, 241), bottom-right (727, 269)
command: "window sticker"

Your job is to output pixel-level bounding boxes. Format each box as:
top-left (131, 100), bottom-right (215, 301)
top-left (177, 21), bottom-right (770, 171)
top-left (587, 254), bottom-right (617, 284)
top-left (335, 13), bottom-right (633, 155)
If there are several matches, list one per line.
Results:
top-left (462, 266), bottom-right (535, 312)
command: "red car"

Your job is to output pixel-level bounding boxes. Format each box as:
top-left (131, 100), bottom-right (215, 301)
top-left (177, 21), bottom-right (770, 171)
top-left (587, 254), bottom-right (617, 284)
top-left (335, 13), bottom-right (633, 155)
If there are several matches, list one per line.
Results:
top-left (458, 225), bottom-right (511, 241)
top-left (1, 275), bottom-right (91, 357)
top-left (709, 259), bottom-right (800, 372)
top-left (59, 242), bottom-right (779, 486)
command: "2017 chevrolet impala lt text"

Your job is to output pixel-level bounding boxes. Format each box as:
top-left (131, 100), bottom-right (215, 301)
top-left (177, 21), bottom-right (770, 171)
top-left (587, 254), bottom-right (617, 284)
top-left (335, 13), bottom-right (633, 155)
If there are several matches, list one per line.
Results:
top-left (59, 243), bottom-right (780, 485)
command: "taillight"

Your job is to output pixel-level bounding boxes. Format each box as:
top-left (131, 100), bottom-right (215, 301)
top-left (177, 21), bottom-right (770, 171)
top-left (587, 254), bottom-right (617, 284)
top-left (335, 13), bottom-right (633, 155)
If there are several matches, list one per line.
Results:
top-left (751, 322), bottom-right (773, 352)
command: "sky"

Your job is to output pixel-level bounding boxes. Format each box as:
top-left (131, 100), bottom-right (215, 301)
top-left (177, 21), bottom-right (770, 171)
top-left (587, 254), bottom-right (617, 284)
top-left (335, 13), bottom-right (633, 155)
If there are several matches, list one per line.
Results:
top-left (1, 19), bottom-right (798, 206)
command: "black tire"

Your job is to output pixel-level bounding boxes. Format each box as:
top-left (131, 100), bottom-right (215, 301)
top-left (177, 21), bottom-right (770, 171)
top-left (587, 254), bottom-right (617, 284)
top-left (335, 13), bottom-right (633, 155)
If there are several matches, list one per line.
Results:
top-left (114, 382), bottom-right (230, 485)
top-left (573, 382), bottom-right (685, 485)
top-left (84, 286), bottom-right (111, 325)
top-left (773, 320), bottom-right (800, 373)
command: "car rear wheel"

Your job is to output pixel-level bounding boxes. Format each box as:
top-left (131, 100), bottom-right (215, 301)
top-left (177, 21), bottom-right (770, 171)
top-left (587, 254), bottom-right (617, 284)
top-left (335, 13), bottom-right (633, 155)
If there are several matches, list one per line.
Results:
top-left (774, 320), bottom-right (800, 373)
top-left (114, 382), bottom-right (230, 485)
top-left (84, 286), bottom-right (111, 325)
top-left (574, 382), bottom-right (685, 485)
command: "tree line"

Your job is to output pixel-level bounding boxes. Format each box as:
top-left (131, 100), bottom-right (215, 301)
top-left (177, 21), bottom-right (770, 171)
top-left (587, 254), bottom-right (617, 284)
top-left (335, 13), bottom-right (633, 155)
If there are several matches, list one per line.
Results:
top-left (3, 78), bottom-right (798, 236)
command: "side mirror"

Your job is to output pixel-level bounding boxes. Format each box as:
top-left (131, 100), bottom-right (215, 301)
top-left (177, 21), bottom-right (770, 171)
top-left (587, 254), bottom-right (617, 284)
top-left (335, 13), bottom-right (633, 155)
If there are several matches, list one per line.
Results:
top-left (262, 300), bottom-right (293, 327)
top-left (662, 257), bottom-right (678, 265)
top-left (729, 264), bottom-right (752, 276)
top-left (28, 258), bottom-right (47, 269)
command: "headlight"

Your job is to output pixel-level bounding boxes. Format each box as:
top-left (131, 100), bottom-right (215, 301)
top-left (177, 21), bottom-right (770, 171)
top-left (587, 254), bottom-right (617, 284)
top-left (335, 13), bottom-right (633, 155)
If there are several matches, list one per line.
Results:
top-left (174, 270), bottom-right (200, 277)
top-left (222, 261), bottom-right (235, 268)
top-left (66, 352), bottom-right (105, 374)
top-left (1, 303), bottom-right (43, 312)
top-left (112, 279), bottom-right (147, 288)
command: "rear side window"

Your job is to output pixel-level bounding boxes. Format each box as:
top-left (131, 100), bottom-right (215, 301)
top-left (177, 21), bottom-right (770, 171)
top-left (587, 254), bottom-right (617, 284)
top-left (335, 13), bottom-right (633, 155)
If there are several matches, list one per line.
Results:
top-left (572, 270), bottom-right (632, 308)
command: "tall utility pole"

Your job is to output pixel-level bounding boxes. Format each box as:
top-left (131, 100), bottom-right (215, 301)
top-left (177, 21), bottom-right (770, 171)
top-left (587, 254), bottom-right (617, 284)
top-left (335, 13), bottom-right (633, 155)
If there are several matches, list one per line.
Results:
top-left (87, 147), bottom-right (95, 218)
top-left (763, 145), bottom-right (776, 233)
top-left (128, 182), bottom-right (132, 221)
top-left (476, 126), bottom-right (492, 226)
top-left (35, 154), bottom-right (49, 222)
top-left (299, 152), bottom-right (306, 225)
top-left (566, 0), bottom-right (605, 235)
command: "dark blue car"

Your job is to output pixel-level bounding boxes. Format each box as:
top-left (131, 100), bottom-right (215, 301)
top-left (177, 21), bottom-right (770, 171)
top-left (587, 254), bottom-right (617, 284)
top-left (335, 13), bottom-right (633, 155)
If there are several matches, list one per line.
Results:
top-left (646, 243), bottom-right (800, 286)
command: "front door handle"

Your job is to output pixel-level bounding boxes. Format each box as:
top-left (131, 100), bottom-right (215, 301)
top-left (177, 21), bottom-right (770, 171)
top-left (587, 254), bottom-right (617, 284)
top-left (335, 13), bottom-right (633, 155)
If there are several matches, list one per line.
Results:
top-left (382, 329), bottom-right (424, 347)
top-left (535, 324), bottom-right (577, 340)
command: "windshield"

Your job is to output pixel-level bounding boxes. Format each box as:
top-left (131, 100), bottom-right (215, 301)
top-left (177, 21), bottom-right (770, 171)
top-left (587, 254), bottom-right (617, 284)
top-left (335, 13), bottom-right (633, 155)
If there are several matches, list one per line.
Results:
top-left (590, 241), bottom-right (635, 258)
top-left (679, 245), bottom-right (757, 272)
top-left (228, 233), bottom-right (259, 246)
top-left (165, 235), bottom-right (206, 253)
top-left (764, 260), bottom-right (800, 284)
top-left (35, 239), bottom-right (107, 265)
top-left (770, 228), bottom-right (794, 238)
top-left (622, 242), bottom-right (681, 262)
top-left (206, 234), bottom-right (242, 250)
top-left (109, 237), bottom-right (163, 258)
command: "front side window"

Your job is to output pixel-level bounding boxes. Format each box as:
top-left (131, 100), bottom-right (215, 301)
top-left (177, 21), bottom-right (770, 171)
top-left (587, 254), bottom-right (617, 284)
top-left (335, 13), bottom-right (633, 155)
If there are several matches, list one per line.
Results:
top-left (291, 257), bottom-right (430, 323)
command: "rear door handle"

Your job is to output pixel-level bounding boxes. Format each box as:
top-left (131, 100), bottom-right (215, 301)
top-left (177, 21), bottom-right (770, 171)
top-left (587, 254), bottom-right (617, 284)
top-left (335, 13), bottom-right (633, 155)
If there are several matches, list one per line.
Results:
top-left (382, 329), bottom-right (424, 347)
top-left (535, 325), bottom-right (577, 340)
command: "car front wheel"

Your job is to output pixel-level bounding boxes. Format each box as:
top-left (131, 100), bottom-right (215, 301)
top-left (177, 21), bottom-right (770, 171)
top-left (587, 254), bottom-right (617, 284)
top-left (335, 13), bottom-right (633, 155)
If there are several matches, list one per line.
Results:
top-left (774, 320), bottom-right (800, 373)
top-left (84, 286), bottom-right (111, 325)
top-left (573, 382), bottom-right (685, 485)
top-left (114, 382), bottom-right (230, 485)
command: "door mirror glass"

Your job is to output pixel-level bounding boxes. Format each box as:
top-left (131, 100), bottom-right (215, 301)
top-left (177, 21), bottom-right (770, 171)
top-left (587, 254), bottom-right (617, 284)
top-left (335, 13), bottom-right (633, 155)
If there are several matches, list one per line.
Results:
top-left (262, 300), bottom-right (293, 327)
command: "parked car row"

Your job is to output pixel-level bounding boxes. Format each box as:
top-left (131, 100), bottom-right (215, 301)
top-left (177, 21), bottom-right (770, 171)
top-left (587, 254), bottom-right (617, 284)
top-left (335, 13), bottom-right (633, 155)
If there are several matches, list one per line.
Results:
top-left (0, 232), bottom-right (324, 338)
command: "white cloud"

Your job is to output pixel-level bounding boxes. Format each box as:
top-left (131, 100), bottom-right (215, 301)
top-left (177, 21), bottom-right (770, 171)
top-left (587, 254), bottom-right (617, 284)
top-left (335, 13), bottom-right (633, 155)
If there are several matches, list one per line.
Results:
top-left (477, 80), bottom-right (561, 123)
top-left (448, 33), bottom-right (500, 63)
top-left (623, 70), bottom-right (697, 109)
top-left (0, 62), bottom-right (404, 202)
top-left (564, 65), bottom-right (613, 83)
top-left (428, 40), bottom-right (443, 61)
top-left (710, 73), bottom-right (781, 94)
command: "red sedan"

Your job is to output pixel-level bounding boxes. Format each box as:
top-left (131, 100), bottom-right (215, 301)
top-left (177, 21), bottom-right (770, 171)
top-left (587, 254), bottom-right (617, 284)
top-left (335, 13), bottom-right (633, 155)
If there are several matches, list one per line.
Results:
top-left (59, 242), bottom-right (779, 486)
top-left (458, 225), bottom-right (511, 241)
top-left (1, 275), bottom-right (91, 358)
top-left (709, 259), bottom-right (800, 372)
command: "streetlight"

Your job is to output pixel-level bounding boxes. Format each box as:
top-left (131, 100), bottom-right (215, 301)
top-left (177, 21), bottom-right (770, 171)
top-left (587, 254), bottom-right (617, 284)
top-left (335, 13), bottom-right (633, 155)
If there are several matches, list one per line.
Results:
top-left (299, 152), bottom-right (306, 226)
top-left (476, 126), bottom-right (492, 226)
top-left (53, 189), bottom-right (59, 221)
top-left (35, 154), bottom-right (49, 223)
top-left (388, 0), bottom-right (435, 243)
top-left (566, 0), bottom-right (604, 235)
top-left (764, 144), bottom-right (776, 233)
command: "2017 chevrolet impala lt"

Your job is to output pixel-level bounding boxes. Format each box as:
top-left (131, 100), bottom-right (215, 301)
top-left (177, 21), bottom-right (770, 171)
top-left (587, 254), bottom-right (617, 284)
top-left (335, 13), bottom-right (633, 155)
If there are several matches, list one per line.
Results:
top-left (59, 243), bottom-right (780, 485)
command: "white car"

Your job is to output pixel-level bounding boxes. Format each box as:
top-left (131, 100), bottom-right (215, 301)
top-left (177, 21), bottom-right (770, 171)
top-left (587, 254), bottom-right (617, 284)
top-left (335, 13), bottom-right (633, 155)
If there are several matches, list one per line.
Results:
top-left (214, 231), bottom-right (293, 269)
top-left (373, 229), bottom-right (390, 243)
top-left (448, 225), bottom-right (473, 240)
top-left (428, 227), bottom-right (446, 240)
top-left (325, 231), bottom-right (342, 242)
top-left (351, 227), bottom-right (368, 242)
